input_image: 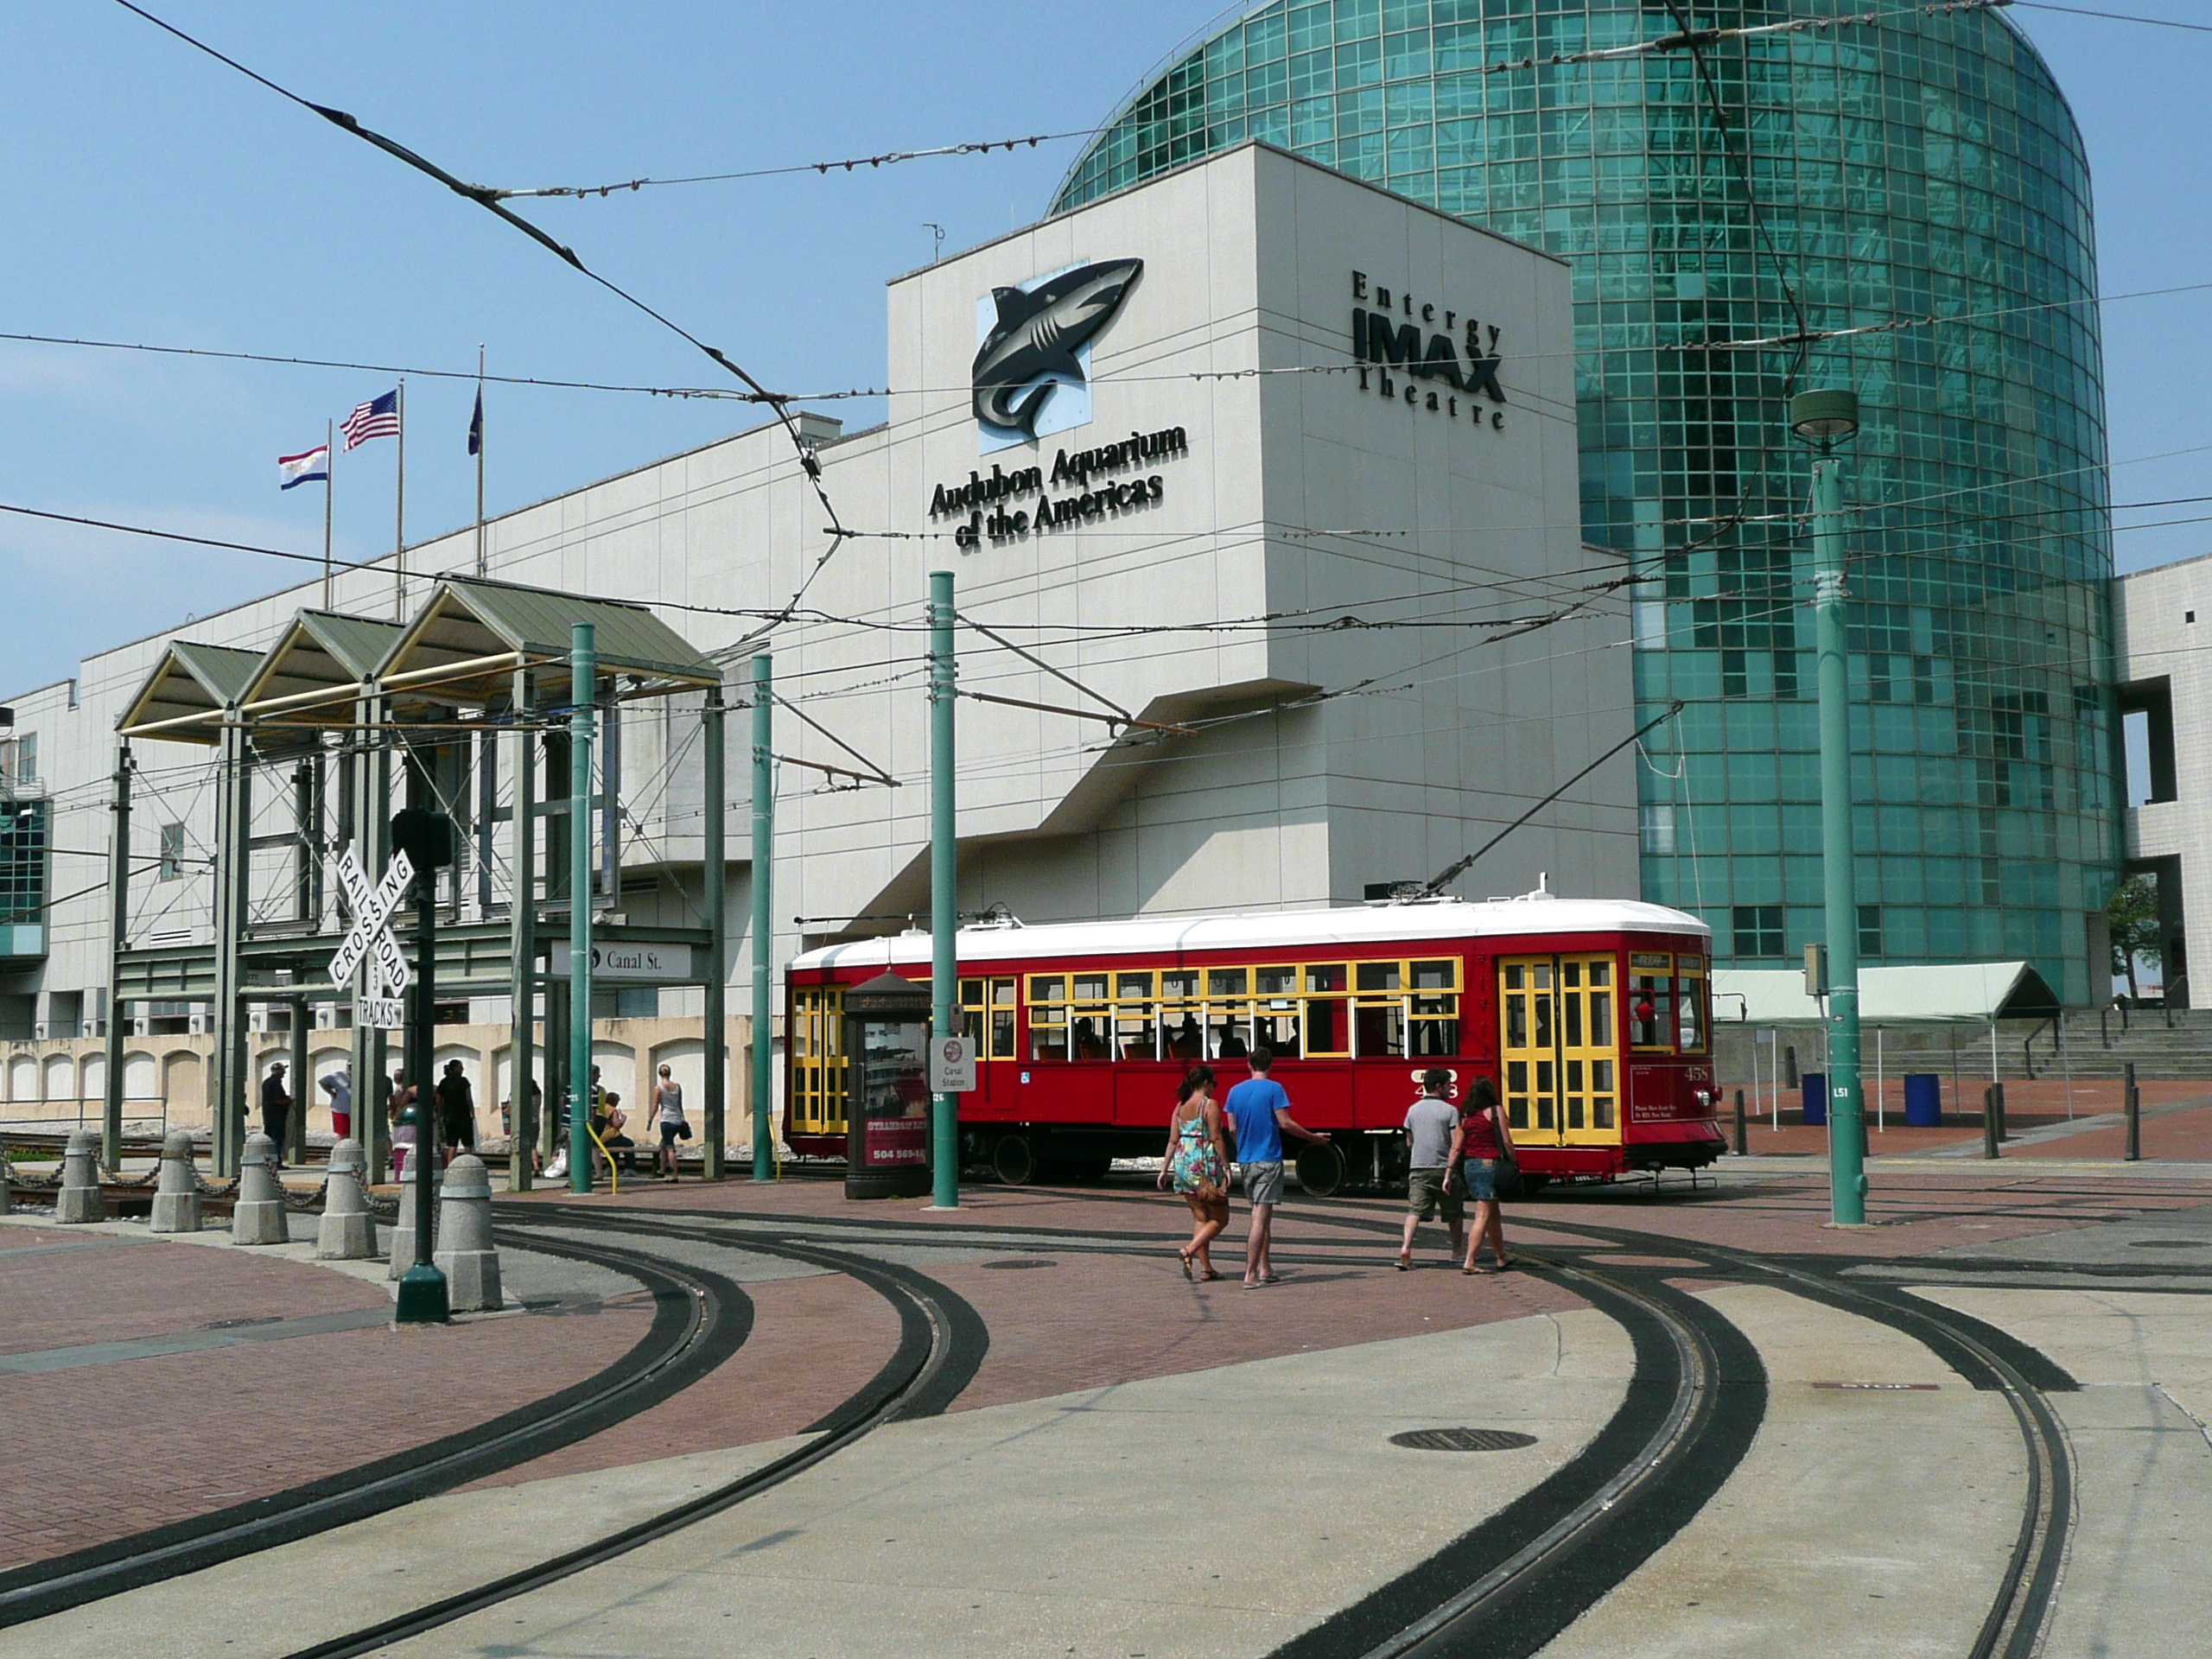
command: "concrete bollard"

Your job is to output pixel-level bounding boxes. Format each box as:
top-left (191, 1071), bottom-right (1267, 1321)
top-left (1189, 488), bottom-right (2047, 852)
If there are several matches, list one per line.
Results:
top-left (433, 1154), bottom-right (501, 1313)
top-left (387, 1147), bottom-right (438, 1278)
top-left (149, 1129), bottom-right (202, 1234)
top-left (316, 1138), bottom-right (377, 1260)
top-left (231, 1133), bottom-right (288, 1245)
top-left (54, 1129), bottom-right (105, 1224)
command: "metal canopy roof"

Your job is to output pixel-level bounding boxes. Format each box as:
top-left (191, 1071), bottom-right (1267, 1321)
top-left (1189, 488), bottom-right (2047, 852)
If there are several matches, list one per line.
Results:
top-left (236, 611), bottom-right (408, 717)
top-left (116, 641), bottom-right (266, 743)
top-left (375, 576), bottom-right (720, 708)
top-left (1713, 962), bottom-right (2063, 1026)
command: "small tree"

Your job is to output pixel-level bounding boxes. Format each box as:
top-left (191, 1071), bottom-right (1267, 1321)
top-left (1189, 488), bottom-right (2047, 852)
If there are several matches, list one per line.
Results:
top-left (2108, 874), bottom-right (2162, 1003)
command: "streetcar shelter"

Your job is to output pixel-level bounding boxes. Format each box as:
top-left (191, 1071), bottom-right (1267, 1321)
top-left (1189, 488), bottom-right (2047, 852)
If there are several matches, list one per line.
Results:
top-left (101, 575), bottom-right (731, 1181)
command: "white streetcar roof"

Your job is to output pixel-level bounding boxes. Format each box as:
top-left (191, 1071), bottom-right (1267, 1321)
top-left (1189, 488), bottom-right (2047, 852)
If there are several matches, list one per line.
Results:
top-left (790, 895), bottom-right (1708, 974)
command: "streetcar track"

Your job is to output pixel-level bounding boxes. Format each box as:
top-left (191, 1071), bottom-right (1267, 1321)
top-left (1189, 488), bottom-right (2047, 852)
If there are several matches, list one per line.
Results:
top-left (1452, 1209), bottom-right (2079, 1659)
top-left (553, 1198), bottom-right (1770, 1659)
top-left (0, 1229), bottom-right (747, 1630)
top-left (274, 1219), bottom-right (987, 1659)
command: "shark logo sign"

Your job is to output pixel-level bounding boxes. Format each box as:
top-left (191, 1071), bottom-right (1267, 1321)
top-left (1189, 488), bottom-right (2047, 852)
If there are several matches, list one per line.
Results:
top-left (972, 258), bottom-right (1142, 454)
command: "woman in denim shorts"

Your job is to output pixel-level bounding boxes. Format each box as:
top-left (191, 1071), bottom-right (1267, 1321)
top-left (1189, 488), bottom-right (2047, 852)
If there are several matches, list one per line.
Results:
top-left (1456, 1076), bottom-right (1515, 1273)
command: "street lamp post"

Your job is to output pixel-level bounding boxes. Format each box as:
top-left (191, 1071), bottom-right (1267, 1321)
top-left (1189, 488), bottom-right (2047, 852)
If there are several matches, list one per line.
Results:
top-left (1792, 388), bottom-right (1867, 1226)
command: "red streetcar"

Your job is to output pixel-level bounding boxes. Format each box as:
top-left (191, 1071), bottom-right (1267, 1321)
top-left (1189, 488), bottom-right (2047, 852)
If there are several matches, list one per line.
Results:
top-left (785, 892), bottom-right (1721, 1192)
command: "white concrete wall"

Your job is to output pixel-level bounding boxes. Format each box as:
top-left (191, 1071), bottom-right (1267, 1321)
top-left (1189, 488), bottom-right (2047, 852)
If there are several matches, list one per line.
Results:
top-left (2116, 556), bottom-right (2212, 1005)
top-left (1, 142), bottom-right (1632, 1043)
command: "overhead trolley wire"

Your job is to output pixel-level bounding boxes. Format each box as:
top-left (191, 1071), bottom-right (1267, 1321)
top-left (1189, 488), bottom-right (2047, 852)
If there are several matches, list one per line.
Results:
top-left (112, 0), bottom-right (853, 640)
top-left (488, 128), bottom-right (1103, 200)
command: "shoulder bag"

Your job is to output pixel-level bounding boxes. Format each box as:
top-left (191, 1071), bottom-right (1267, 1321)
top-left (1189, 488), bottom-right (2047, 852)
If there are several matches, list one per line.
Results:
top-left (1491, 1109), bottom-right (1524, 1202)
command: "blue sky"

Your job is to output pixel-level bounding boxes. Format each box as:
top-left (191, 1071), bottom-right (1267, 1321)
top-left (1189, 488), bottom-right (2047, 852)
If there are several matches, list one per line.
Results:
top-left (1, 2), bottom-right (2203, 695)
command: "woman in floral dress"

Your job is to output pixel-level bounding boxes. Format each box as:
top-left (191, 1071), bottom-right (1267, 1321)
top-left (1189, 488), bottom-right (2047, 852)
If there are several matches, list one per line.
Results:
top-left (1158, 1064), bottom-right (1231, 1280)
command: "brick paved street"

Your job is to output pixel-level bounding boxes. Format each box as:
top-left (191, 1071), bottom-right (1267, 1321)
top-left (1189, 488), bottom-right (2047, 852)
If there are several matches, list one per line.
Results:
top-left (0, 1219), bottom-right (652, 1573)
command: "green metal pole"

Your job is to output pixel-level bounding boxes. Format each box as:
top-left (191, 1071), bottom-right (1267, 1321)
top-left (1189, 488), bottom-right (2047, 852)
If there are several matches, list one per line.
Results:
top-left (928, 571), bottom-right (960, 1210)
top-left (750, 654), bottom-right (775, 1182)
top-left (702, 685), bottom-right (726, 1179)
top-left (1813, 454), bottom-right (1866, 1224)
top-left (569, 623), bottom-right (595, 1193)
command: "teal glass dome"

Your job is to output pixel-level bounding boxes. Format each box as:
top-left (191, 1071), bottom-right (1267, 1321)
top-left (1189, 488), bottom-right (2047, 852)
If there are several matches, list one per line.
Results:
top-left (1053, 1), bottom-right (2119, 1001)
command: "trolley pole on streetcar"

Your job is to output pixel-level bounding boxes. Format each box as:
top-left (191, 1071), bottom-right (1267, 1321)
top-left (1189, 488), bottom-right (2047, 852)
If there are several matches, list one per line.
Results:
top-left (1795, 389), bottom-right (1868, 1226)
top-left (751, 652), bottom-right (776, 1182)
top-left (927, 571), bottom-right (961, 1210)
top-left (569, 624), bottom-right (596, 1195)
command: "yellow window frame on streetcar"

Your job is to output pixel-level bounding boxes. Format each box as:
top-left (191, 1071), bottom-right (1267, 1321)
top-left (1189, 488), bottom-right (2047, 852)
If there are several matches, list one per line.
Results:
top-left (1024, 956), bottom-right (1459, 1063)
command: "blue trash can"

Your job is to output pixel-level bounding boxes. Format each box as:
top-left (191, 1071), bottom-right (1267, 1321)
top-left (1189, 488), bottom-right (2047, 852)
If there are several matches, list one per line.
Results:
top-left (1802, 1071), bottom-right (1827, 1127)
top-left (1904, 1072), bottom-right (1942, 1128)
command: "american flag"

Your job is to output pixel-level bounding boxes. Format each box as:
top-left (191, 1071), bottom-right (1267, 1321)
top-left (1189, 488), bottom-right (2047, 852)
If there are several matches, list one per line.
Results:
top-left (341, 390), bottom-right (400, 450)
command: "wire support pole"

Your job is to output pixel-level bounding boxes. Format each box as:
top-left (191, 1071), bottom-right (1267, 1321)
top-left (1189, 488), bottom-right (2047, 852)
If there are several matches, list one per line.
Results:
top-left (474, 346), bottom-right (486, 578)
top-left (568, 624), bottom-right (596, 1195)
top-left (1814, 454), bottom-right (1867, 1225)
top-left (928, 573), bottom-right (960, 1211)
top-left (750, 654), bottom-right (775, 1183)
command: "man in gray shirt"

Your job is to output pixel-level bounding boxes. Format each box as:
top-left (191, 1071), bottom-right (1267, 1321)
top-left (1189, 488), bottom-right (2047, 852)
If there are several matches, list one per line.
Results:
top-left (1398, 1067), bottom-right (1465, 1270)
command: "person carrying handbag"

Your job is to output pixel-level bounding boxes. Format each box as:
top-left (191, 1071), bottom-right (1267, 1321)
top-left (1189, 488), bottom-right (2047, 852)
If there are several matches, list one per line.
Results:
top-left (652, 1064), bottom-right (690, 1183)
top-left (1455, 1075), bottom-right (1516, 1274)
top-left (1158, 1065), bottom-right (1231, 1281)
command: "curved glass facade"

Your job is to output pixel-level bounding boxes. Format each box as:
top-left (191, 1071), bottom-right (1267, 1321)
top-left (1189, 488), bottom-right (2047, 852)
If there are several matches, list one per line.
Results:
top-left (1054, 1), bottom-right (2119, 1000)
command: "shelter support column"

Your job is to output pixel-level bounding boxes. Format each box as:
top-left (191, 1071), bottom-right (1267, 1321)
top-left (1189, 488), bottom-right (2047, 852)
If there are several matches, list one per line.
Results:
top-left (508, 671), bottom-right (536, 1192)
top-left (702, 685), bottom-right (726, 1179)
top-left (348, 693), bottom-right (391, 1179)
top-left (100, 741), bottom-right (132, 1170)
top-left (211, 711), bottom-right (251, 1176)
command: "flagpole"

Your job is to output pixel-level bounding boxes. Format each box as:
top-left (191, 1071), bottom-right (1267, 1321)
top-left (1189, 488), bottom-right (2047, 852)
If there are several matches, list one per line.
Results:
top-left (474, 346), bottom-right (486, 578)
top-left (322, 417), bottom-right (335, 610)
top-left (393, 378), bottom-right (407, 620)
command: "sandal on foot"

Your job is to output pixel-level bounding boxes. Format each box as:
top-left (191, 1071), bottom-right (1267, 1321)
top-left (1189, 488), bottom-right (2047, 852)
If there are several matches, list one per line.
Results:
top-left (1177, 1251), bottom-right (1195, 1281)
top-left (1395, 1253), bottom-right (1412, 1272)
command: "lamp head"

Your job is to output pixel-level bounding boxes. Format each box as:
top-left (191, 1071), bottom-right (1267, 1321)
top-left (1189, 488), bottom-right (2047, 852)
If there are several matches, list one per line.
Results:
top-left (1789, 388), bottom-right (1859, 445)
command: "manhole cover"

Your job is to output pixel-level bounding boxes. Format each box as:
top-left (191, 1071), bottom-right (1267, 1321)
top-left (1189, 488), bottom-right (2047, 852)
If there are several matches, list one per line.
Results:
top-left (1389, 1427), bottom-right (1537, 1452)
top-left (982, 1258), bottom-right (1058, 1270)
top-left (2127, 1239), bottom-right (2206, 1249)
top-left (200, 1315), bottom-right (283, 1331)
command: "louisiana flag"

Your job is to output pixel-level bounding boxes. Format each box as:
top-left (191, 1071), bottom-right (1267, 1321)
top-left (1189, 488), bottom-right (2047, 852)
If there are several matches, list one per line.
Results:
top-left (278, 445), bottom-right (330, 490)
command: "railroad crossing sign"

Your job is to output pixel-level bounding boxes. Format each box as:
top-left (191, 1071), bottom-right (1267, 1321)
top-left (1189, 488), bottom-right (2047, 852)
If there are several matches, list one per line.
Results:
top-left (328, 843), bottom-right (416, 1028)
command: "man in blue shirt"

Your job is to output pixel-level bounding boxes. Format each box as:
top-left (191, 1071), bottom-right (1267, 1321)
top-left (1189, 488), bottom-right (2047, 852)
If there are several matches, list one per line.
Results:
top-left (1223, 1048), bottom-right (1331, 1287)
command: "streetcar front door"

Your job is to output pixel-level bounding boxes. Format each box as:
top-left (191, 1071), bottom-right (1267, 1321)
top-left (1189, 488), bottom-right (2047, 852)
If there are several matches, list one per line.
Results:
top-left (1498, 954), bottom-right (1620, 1149)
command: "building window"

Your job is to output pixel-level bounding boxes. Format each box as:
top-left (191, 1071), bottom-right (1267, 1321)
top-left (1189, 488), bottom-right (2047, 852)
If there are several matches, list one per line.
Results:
top-left (1732, 905), bottom-right (1783, 959)
top-left (1859, 905), bottom-right (1883, 958)
top-left (0, 732), bottom-right (35, 784)
top-left (159, 823), bottom-right (186, 880)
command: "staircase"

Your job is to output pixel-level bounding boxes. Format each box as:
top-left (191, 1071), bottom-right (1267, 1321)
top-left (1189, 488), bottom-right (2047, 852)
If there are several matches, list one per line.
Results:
top-left (2024, 1007), bottom-right (2212, 1083)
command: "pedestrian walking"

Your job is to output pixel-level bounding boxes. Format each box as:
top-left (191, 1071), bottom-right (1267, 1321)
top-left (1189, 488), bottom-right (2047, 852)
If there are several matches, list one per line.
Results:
top-left (319, 1067), bottom-right (353, 1141)
top-left (1158, 1064), bottom-right (1231, 1281)
top-left (1454, 1077), bottom-right (1516, 1274)
top-left (389, 1076), bottom-right (418, 1181)
top-left (434, 1059), bottom-right (477, 1164)
top-left (260, 1062), bottom-right (292, 1164)
top-left (1222, 1047), bottom-right (1330, 1287)
top-left (1398, 1068), bottom-right (1465, 1270)
top-left (653, 1064), bottom-right (690, 1182)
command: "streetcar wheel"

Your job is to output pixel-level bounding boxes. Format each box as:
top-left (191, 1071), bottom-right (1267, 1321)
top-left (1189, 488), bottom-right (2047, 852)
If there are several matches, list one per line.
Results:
top-left (1295, 1141), bottom-right (1345, 1198)
top-left (992, 1133), bottom-right (1037, 1185)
